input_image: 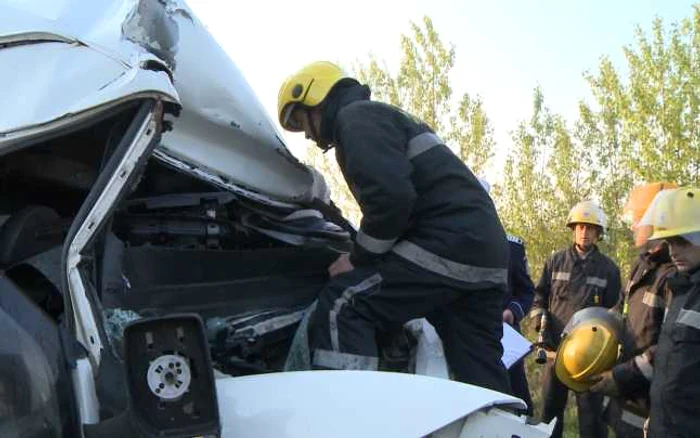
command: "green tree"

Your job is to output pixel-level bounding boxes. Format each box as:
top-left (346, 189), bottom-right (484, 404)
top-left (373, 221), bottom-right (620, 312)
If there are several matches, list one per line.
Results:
top-left (617, 8), bottom-right (700, 185)
top-left (447, 93), bottom-right (495, 175)
top-left (396, 16), bottom-right (455, 132)
top-left (498, 87), bottom-right (577, 275)
top-left (355, 16), bottom-right (496, 174)
top-left (575, 6), bottom-right (700, 270)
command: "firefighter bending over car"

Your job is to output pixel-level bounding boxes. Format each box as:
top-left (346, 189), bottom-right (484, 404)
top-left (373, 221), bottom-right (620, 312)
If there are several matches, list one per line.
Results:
top-left (277, 61), bottom-right (511, 392)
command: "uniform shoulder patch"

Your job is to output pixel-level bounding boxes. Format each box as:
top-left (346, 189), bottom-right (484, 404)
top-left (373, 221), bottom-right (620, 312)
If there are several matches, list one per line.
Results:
top-left (507, 234), bottom-right (524, 245)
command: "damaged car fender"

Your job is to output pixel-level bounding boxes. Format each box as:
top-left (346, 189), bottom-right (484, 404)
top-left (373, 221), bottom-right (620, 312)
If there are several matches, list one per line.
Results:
top-left (215, 371), bottom-right (554, 438)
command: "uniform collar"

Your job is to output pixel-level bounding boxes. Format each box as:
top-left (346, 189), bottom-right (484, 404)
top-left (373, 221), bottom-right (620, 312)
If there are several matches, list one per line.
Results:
top-left (669, 267), bottom-right (700, 293)
top-left (690, 268), bottom-right (700, 284)
top-left (568, 244), bottom-right (599, 262)
top-left (642, 242), bottom-right (671, 264)
top-left (637, 242), bottom-right (671, 270)
top-left (319, 82), bottom-right (371, 146)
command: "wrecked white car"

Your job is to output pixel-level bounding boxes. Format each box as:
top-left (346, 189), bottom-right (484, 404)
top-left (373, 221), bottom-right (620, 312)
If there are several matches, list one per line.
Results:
top-left (0, 0), bottom-right (554, 436)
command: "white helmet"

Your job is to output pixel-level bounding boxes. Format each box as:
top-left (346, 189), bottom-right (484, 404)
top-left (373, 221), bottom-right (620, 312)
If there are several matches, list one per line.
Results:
top-left (566, 200), bottom-right (607, 234)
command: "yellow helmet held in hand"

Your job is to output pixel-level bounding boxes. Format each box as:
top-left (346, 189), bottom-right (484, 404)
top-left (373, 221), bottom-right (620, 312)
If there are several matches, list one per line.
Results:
top-left (554, 307), bottom-right (623, 392)
top-left (566, 200), bottom-right (607, 233)
top-left (641, 188), bottom-right (700, 245)
top-left (277, 61), bottom-right (353, 132)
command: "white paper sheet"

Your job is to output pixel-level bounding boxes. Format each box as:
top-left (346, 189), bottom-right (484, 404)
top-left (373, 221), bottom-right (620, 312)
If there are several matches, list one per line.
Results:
top-left (501, 322), bottom-right (533, 369)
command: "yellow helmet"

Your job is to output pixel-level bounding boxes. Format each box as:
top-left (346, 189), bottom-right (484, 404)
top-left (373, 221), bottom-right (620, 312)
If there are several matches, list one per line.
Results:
top-left (554, 307), bottom-right (623, 392)
top-left (642, 187), bottom-right (700, 244)
top-left (277, 61), bottom-right (352, 132)
top-left (566, 200), bottom-right (607, 232)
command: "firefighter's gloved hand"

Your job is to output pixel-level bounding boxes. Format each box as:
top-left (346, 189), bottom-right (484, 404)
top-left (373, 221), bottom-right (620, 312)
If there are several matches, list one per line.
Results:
top-left (589, 370), bottom-right (619, 396)
top-left (328, 253), bottom-right (355, 277)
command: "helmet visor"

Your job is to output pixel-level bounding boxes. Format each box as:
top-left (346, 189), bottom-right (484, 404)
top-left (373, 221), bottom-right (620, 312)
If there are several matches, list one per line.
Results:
top-left (562, 307), bottom-right (624, 339)
top-left (281, 104), bottom-right (303, 132)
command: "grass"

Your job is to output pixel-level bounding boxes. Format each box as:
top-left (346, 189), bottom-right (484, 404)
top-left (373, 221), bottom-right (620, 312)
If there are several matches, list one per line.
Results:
top-left (521, 320), bottom-right (615, 438)
top-left (524, 353), bottom-right (579, 438)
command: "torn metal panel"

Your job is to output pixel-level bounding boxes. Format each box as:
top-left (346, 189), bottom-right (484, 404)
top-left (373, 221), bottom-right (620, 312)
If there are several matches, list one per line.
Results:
top-left (121, 0), bottom-right (179, 69)
top-left (0, 0), bottom-right (179, 141)
top-left (152, 0), bottom-right (319, 203)
top-left (1, 0), bottom-right (326, 204)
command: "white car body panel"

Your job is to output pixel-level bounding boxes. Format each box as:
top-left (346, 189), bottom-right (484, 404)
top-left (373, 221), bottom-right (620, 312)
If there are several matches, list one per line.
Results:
top-left (155, 8), bottom-right (317, 203)
top-left (214, 371), bottom-right (526, 438)
top-left (0, 0), bottom-right (318, 204)
top-left (0, 1), bottom-right (179, 142)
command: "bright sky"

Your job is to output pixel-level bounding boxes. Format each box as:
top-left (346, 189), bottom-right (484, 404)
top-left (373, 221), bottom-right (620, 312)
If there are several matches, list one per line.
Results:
top-left (187, 0), bottom-right (695, 178)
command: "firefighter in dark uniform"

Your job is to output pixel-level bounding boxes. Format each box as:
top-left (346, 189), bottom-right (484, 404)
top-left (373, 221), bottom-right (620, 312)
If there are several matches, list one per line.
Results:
top-left (637, 187), bottom-right (700, 438)
top-left (479, 178), bottom-right (535, 413)
top-left (588, 182), bottom-right (678, 438)
top-left (530, 200), bottom-right (622, 438)
top-left (276, 61), bottom-right (510, 392)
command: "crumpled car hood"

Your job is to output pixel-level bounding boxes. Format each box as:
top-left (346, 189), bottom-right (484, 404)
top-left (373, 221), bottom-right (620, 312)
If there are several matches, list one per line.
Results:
top-left (0, 0), bottom-right (321, 205)
top-left (0, 0), bottom-right (179, 139)
top-left (214, 371), bottom-right (524, 438)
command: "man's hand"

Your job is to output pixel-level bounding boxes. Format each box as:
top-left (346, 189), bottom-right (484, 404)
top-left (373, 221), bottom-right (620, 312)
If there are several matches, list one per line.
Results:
top-left (502, 309), bottom-right (515, 325)
top-left (530, 309), bottom-right (545, 331)
top-left (328, 253), bottom-right (354, 277)
top-left (589, 370), bottom-right (619, 396)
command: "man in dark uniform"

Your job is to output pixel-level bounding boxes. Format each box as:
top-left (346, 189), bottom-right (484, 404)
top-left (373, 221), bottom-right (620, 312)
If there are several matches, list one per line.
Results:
top-left (589, 182), bottom-right (677, 438)
top-left (276, 61), bottom-right (510, 393)
top-left (530, 200), bottom-right (621, 438)
top-left (504, 234), bottom-right (536, 415)
top-left (637, 187), bottom-right (700, 438)
top-left (479, 178), bottom-right (535, 414)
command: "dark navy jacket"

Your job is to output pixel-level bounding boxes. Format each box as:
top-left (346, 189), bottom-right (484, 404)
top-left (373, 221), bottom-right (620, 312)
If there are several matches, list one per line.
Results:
top-left (612, 244), bottom-right (675, 416)
top-left (320, 85), bottom-right (509, 290)
top-left (533, 245), bottom-right (622, 346)
top-left (504, 235), bottom-right (535, 325)
top-left (648, 268), bottom-right (700, 437)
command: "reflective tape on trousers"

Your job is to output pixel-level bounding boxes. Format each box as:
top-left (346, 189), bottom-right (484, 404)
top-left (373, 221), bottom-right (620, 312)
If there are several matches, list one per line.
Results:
top-left (313, 349), bottom-right (379, 371)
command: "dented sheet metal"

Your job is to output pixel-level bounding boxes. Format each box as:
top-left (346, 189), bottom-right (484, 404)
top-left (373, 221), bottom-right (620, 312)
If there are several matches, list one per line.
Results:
top-left (0, 0), bottom-right (180, 140)
top-left (0, 0), bottom-right (323, 205)
top-left (153, 4), bottom-right (318, 204)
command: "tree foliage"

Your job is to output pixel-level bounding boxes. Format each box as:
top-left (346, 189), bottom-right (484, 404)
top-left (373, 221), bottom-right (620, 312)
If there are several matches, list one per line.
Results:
top-left (303, 6), bottom-right (699, 280)
top-left (353, 16), bottom-right (496, 174)
top-left (497, 5), bottom-right (699, 277)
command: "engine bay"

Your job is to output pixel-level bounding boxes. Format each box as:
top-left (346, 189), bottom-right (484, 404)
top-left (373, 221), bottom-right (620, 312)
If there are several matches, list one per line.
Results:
top-left (0, 103), bottom-right (422, 431)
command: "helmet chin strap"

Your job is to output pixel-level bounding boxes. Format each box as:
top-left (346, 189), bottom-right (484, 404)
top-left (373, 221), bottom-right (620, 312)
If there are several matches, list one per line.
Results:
top-left (306, 110), bottom-right (334, 153)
